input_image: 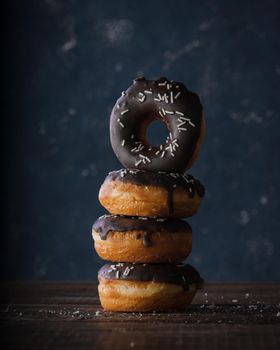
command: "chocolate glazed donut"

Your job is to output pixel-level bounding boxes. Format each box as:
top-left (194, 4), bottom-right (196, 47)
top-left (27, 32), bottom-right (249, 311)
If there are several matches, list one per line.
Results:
top-left (110, 77), bottom-right (204, 173)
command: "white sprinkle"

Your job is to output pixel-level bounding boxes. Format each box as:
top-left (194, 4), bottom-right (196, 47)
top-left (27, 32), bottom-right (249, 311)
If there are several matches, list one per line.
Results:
top-left (158, 81), bottom-right (167, 86)
top-left (158, 110), bottom-right (164, 119)
top-left (138, 93), bottom-right (146, 102)
top-left (116, 103), bottom-right (120, 109)
top-left (121, 91), bottom-right (126, 96)
top-left (110, 265), bottom-right (116, 270)
top-left (139, 154), bottom-right (146, 159)
top-left (121, 109), bottom-right (129, 115)
top-left (175, 85), bottom-right (180, 89)
top-left (167, 84), bottom-right (172, 90)
top-left (170, 91), bottom-right (174, 103)
top-left (131, 147), bottom-right (138, 152)
top-left (164, 93), bottom-right (169, 103)
top-left (160, 151), bottom-right (166, 158)
top-left (138, 96), bottom-right (146, 102)
top-left (158, 93), bottom-right (163, 100)
top-left (116, 271), bottom-right (120, 279)
top-left (178, 127), bottom-right (187, 131)
top-left (177, 121), bottom-right (186, 127)
top-left (156, 218), bottom-right (166, 222)
top-left (179, 116), bottom-right (189, 121)
top-left (175, 110), bottom-right (184, 116)
top-left (181, 117), bottom-right (195, 127)
top-left (121, 140), bottom-right (125, 147)
top-left (123, 267), bottom-right (131, 277)
top-left (161, 108), bottom-right (166, 115)
top-left (159, 145), bottom-right (163, 150)
top-left (170, 152), bottom-right (175, 157)
top-left (117, 118), bottom-right (124, 128)
top-left (135, 160), bottom-right (142, 167)
top-left (145, 156), bottom-right (151, 163)
top-left (175, 91), bottom-right (181, 99)
top-left (131, 134), bottom-right (134, 139)
top-left (165, 110), bottom-right (174, 115)
top-left (154, 97), bottom-right (161, 102)
top-left (144, 90), bottom-right (152, 94)
top-left (155, 150), bottom-right (160, 155)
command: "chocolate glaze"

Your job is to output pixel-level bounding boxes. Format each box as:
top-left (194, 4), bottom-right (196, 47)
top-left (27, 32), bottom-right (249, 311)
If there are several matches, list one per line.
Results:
top-left (98, 262), bottom-right (204, 290)
top-left (105, 169), bottom-right (205, 214)
top-left (92, 214), bottom-right (191, 247)
top-left (110, 77), bottom-right (203, 173)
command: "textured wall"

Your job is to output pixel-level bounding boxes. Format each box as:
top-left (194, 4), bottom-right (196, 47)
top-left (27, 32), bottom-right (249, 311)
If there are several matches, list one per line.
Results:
top-left (2, 0), bottom-right (280, 281)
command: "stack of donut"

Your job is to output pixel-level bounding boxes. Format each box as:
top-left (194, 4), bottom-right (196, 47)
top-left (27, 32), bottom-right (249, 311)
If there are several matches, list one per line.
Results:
top-left (92, 77), bottom-right (206, 312)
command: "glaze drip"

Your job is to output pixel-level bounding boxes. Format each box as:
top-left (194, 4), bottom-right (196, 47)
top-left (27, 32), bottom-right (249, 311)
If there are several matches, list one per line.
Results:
top-left (105, 169), bottom-right (205, 214)
top-left (98, 262), bottom-right (204, 291)
top-left (92, 214), bottom-right (192, 247)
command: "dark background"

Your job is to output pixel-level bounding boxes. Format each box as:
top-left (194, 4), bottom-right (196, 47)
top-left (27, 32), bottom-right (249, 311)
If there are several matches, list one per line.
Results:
top-left (1, 0), bottom-right (280, 281)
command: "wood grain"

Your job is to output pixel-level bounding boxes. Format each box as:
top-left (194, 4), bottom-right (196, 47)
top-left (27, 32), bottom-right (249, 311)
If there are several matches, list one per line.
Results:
top-left (1, 283), bottom-right (280, 349)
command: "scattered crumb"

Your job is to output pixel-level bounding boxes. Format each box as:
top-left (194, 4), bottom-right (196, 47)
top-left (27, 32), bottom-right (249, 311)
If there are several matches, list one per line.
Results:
top-left (95, 310), bottom-right (102, 316)
top-left (130, 341), bottom-right (135, 348)
top-left (245, 293), bottom-right (250, 299)
top-left (4, 304), bottom-right (11, 313)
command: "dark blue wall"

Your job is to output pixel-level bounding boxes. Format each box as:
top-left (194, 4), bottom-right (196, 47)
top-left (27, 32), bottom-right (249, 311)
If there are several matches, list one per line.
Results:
top-left (2, 0), bottom-right (280, 281)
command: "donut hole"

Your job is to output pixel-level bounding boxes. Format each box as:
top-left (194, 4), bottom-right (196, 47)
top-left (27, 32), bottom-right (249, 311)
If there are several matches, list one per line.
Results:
top-left (146, 120), bottom-right (170, 147)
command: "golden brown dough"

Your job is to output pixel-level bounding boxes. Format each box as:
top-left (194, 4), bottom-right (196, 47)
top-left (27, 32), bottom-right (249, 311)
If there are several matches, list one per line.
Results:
top-left (99, 179), bottom-right (202, 218)
top-left (98, 277), bottom-right (198, 312)
top-left (92, 229), bottom-right (192, 263)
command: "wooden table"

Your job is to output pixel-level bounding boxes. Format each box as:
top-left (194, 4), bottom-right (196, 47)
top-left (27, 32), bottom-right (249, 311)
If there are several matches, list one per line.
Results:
top-left (1, 283), bottom-right (280, 349)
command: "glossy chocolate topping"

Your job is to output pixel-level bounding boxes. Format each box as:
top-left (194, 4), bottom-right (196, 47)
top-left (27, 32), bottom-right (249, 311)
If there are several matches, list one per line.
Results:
top-left (92, 214), bottom-right (191, 247)
top-left (105, 169), bottom-right (205, 214)
top-left (98, 262), bottom-right (203, 290)
top-left (110, 77), bottom-right (203, 173)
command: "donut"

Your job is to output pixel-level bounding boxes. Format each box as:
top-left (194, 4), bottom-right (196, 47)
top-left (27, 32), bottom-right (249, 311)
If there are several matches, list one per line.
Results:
top-left (92, 214), bottom-right (192, 263)
top-left (98, 262), bottom-right (203, 312)
top-left (110, 76), bottom-right (205, 173)
top-left (99, 169), bottom-right (205, 217)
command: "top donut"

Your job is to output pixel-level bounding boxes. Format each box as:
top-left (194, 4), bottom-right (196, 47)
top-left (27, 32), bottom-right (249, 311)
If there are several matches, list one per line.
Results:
top-left (110, 77), bottom-right (205, 173)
